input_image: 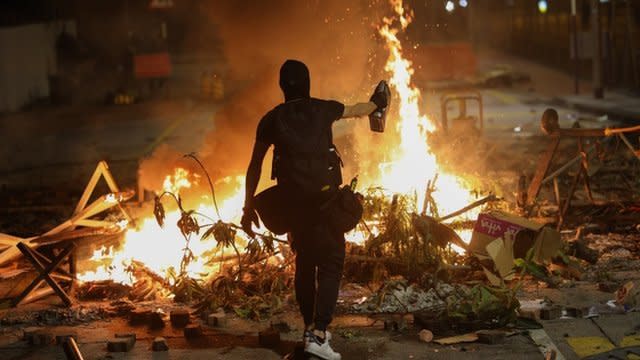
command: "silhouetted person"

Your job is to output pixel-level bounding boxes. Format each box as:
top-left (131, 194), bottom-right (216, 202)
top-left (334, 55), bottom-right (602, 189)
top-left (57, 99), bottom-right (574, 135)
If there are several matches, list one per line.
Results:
top-left (242, 59), bottom-right (387, 360)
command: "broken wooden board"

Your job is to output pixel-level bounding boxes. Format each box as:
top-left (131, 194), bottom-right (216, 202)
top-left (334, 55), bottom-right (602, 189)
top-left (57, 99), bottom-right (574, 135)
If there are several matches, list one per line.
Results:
top-left (433, 332), bottom-right (479, 345)
top-left (0, 161), bottom-right (133, 267)
top-left (529, 328), bottom-right (567, 360)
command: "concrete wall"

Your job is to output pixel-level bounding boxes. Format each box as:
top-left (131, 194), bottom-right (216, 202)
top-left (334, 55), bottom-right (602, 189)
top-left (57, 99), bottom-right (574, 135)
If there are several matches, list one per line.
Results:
top-left (0, 21), bottom-right (75, 112)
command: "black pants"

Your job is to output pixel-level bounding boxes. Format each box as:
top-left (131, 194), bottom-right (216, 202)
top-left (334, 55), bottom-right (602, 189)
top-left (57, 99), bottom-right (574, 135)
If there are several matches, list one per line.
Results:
top-left (292, 222), bottom-right (345, 332)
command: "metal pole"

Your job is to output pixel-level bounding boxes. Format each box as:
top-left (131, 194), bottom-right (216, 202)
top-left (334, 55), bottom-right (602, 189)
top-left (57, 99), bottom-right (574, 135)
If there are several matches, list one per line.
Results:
top-left (62, 337), bottom-right (84, 360)
top-left (592, 0), bottom-right (604, 98)
top-left (626, 0), bottom-right (639, 87)
top-left (618, 133), bottom-right (640, 162)
top-left (571, 0), bottom-right (580, 94)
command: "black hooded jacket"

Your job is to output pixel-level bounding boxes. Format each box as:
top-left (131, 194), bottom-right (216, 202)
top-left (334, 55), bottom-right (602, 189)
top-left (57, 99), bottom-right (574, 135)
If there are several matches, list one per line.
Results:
top-left (256, 60), bottom-right (345, 194)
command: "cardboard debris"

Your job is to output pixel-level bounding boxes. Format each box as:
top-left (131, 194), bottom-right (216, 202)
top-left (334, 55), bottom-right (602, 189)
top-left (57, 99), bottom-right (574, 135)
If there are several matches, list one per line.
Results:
top-left (470, 210), bottom-right (562, 285)
top-left (616, 281), bottom-right (640, 309)
top-left (485, 234), bottom-right (516, 280)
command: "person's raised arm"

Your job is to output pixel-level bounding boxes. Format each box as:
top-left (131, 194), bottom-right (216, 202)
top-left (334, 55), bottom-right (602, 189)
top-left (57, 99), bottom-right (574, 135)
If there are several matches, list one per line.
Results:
top-left (340, 84), bottom-right (389, 119)
top-left (341, 102), bottom-right (377, 119)
top-left (241, 140), bottom-right (270, 237)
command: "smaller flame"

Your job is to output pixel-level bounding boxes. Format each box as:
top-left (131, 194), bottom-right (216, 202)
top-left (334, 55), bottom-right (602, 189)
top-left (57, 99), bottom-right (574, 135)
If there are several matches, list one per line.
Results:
top-left (115, 219), bottom-right (129, 231)
top-left (162, 168), bottom-right (199, 195)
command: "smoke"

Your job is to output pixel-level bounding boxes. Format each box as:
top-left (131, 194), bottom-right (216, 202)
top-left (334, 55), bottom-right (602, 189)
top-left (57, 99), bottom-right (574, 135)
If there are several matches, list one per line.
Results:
top-left (139, 0), bottom-right (385, 197)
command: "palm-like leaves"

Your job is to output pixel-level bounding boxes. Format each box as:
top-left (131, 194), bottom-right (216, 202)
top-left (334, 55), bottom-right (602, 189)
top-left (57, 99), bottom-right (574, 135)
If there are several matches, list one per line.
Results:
top-left (153, 195), bottom-right (166, 227)
top-left (177, 210), bottom-right (200, 238)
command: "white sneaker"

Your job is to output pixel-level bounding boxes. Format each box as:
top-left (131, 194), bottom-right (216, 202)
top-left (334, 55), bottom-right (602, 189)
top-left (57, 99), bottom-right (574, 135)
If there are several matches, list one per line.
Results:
top-left (304, 330), bottom-right (332, 342)
top-left (304, 331), bottom-right (341, 360)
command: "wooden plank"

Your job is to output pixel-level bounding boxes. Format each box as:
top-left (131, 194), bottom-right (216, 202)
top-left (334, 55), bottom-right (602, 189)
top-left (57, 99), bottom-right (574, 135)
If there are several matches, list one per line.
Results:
top-left (541, 142), bottom-right (600, 186)
top-left (553, 177), bottom-right (563, 228)
top-left (73, 161), bottom-right (120, 217)
top-left (13, 243), bottom-right (75, 307)
top-left (577, 139), bottom-right (594, 203)
top-left (0, 225), bottom-right (119, 267)
top-left (0, 233), bottom-right (24, 247)
top-left (529, 328), bottom-right (567, 360)
top-left (46, 195), bottom-right (117, 236)
top-left (527, 136), bottom-right (561, 205)
top-left (433, 333), bottom-right (479, 345)
top-left (558, 128), bottom-right (606, 137)
top-left (74, 219), bottom-right (115, 228)
top-left (619, 133), bottom-right (640, 162)
top-left (20, 286), bottom-right (55, 305)
top-left (32, 227), bottom-right (119, 246)
top-left (558, 166), bottom-right (583, 229)
top-left (0, 247), bottom-right (24, 268)
top-left (0, 161), bottom-right (132, 267)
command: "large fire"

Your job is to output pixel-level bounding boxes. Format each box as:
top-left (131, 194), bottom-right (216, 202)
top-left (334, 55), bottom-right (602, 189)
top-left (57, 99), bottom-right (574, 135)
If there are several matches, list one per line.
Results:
top-left (79, 0), bottom-right (477, 285)
top-left (368, 0), bottom-right (475, 215)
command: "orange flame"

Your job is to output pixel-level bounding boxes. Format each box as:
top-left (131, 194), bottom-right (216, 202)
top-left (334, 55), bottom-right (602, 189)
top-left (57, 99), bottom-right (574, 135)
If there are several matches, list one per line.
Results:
top-left (162, 167), bottom-right (199, 195)
top-left (362, 0), bottom-right (476, 217)
top-left (78, 176), bottom-right (249, 284)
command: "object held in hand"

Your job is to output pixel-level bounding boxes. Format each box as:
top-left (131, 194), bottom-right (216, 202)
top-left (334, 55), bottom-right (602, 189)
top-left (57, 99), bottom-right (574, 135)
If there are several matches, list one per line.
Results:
top-left (369, 80), bottom-right (391, 133)
top-left (241, 206), bottom-right (260, 238)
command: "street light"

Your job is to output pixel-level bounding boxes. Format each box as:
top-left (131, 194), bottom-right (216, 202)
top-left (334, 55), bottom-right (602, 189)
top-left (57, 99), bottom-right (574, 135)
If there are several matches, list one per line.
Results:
top-left (537, 0), bottom-right (548, 14)
top-left (445, 1), bottom-right (455, 12)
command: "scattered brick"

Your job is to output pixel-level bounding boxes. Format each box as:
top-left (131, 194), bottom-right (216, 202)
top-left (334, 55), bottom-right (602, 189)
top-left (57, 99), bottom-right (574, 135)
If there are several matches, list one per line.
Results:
top-left (149, 311), bottom-right (165, 329)
top-left (518, 308), bottom-right (540, 320)
top-left (384, 318), bottom-right (407, 332)
top-left (540, 306), bottom-right (562, 320)
top-left (476, 330), bottom-right (505, 344)
top-left (564, 307), bottom-right (585, 318)
top-left (152, 337), bottom-right (169, 351)
top-left (412, 311), bottom-right (450, 334)
top-left (170, 309), bottom-right (190, 327)
top-left (55, 332), bottom-right (78, 345)
top-left (22, 327), bottom-right (43, 342)
top-left (270, 320), bottom-right (290, 333)
top-left (107, 334), bottom-right (136, 352)
top-left (28, 330), bottom-right (54, 346)
top-left (207, 312), bottom-right (226, 327)
top-left (183, 324), bottom-right (203, 339)
top-left (384, 316), bottom-right (407, 331)
top-left (129, 309), bottom-right (151, 326)
top-left (258, 327), bottom-right (281, 349)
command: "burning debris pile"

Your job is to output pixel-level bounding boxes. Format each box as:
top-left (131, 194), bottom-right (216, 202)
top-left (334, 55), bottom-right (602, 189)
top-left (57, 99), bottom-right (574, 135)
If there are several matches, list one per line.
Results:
top-left (73, 160), bottom-right (297, 320)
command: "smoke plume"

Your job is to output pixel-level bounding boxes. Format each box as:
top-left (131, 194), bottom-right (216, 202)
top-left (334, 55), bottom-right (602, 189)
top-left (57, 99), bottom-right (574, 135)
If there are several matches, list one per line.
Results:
top-left (139, 0), bottom-right (386, 198)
